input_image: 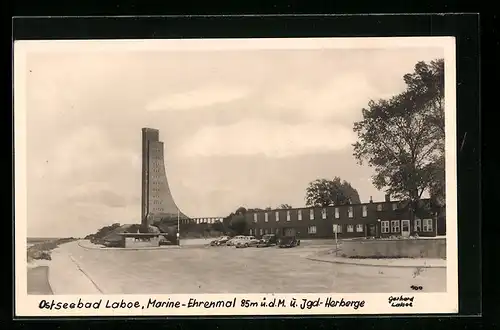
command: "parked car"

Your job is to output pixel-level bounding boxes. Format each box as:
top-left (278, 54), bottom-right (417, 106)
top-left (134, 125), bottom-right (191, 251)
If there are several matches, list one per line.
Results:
top-left (226, 236), bottom-right (246, 246)
top-left (278, 236), bottom-right (301, 248)
top-left (235, 236), bottom-right (260, 248)
top-left (256, 234), bottom-right (278, 248)
top-left (210, 236), bottom-right (230, 246)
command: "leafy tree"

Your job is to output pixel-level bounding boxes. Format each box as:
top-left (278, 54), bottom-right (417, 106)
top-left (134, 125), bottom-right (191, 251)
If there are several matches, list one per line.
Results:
top-left (404, 59), bottom-right (445, 207)
top-left (235, 207), bottom-right (247, 215)
top-left (210, 220), bottom-right (226, 233)
top-left (228, 215), bottom-right (248, 235)
top-left (352, 59), bottom-right (445, 216)
top-left (125, 224), bottom-right (141, 233)
top-left (278, 204), bottom-right (293, 209)
top-left (305, 177), bottom-right (361, 207)
top-left (93, 223), bottom-right (121, 239)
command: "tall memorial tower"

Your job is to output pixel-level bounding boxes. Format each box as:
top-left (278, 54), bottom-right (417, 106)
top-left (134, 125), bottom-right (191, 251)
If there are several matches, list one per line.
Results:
top-left (141, 128), bottom-right (186, 228)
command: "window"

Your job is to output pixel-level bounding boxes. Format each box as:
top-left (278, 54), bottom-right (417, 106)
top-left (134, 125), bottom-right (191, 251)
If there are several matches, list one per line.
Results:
top-left (275, 211), bottom-right (280, 221)
top-left (348, 206), bottom-right (354, 218)
top-left (259, 228), bottom-right (264, 236)
top-left (362, 205), bottom-right (367, 217)
top-left (381, 221), bottom-right (390, 233)
top-left (392, 203), bottom-right (398, 211)
top-left (333, 224), bottom-right (343, 233)
top-left (423, 219), bottom-right (433, 232)
top-left (334, 207), bottom-right (339, 219)
top-left (308, 226), bottom-right (317, 234)
top-left (414, 219), bottom-right (422, 232)
top-left (249, 229), bottom-right (253, 235)
top-left (298, 210), bottom-right (302, 221)
top-left (309, 209), bottom-right (314, 220)
top-left (377, 204), bottom-right (383, 211)
top-left (265, 213), bottom-right (269, 222)
top-left (391, 220), bottom-right (400, 233)
top-left (253, 214), bottom-right (258, 223)
top-left (286, 210), bottom-right (291, 221)
top-left (264, 229), bottom-right (269, 234)
top-left (275, 228), bottom-right (280, 234)
top-left (322, 208), bottom-right (327, 219)
top-left (196, 219), bottom-right (200, 224)
top-left (347, 225), bottom-right (354, 232)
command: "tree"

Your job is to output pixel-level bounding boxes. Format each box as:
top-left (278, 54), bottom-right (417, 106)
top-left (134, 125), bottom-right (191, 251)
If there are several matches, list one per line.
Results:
top-left (305, 177), bottom-right (361, 207)
top-left (210, 220), bottom-right (226, 233)
top-left (228, 215), bottom-right (247, 235)
top-left (277, 204), bottom-right (293, 209)
top-left (235, 207), bottom-right (247, 215)
top-left (404, 59), bottom-right (445, 208)
top-left (93, 223), bottom-right (121, 239)
top-left (352, 59), bottom-right (445, 216)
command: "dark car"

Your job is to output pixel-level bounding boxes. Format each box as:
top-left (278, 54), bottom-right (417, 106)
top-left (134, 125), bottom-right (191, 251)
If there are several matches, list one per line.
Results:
top-left (256, 234), bottom-right (278, 248)
top-left (210, 236), bottom-right (230, 246)
top-left (278, 236), bottom-right (301, 248)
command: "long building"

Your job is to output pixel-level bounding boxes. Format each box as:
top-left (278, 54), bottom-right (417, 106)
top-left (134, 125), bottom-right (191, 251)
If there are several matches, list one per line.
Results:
top-left (241, 195), bottom-right (445, 239)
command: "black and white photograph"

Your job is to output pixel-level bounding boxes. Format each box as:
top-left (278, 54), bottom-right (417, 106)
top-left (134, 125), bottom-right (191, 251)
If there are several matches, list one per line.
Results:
top-left (15, 37), bottom-right (458, 316)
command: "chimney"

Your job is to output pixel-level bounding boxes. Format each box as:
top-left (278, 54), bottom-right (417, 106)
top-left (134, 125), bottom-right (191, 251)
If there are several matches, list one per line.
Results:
top-left (385, 194), bottom-right (391, 202)
top-left (369, 196), bottom-right (373, 203)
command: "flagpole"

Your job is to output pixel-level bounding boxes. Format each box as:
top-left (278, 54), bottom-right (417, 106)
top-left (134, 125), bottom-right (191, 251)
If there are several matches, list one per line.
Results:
top-left (177, 209), bottom-right (180, 245)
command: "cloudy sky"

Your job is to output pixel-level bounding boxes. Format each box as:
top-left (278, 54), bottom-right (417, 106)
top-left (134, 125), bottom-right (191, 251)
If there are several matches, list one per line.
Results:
top-left (20, 40), bottom-right (444, 237)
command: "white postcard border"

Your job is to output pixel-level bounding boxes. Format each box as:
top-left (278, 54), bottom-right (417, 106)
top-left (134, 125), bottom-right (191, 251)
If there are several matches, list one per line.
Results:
top-left (14, 36), bottom-right (459, 317)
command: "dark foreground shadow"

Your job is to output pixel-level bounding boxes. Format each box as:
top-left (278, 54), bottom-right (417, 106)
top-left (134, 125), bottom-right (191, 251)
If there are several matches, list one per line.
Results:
top-left (27, 266), bottom-right (53, 295)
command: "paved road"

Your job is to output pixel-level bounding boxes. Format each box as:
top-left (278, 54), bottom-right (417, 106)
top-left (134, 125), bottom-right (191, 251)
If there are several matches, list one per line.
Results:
top-left (60, 241), bottom-right (446, 294)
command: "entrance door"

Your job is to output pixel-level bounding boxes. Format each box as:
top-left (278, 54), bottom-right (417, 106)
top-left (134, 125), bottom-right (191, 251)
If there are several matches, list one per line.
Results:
top-left (284, 228), bottom-right (296, 236)
top-left (401, 220), bottom-right (410, 237)
top-left (368, 224), bottom-right (376, 237)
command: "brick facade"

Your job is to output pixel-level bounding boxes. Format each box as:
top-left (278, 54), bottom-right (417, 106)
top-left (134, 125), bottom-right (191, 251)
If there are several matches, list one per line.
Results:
top-left (242, 198), bottom-right (442, 239)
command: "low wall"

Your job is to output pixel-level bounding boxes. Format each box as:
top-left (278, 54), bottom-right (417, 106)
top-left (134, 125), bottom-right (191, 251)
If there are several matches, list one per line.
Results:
top-left (124, 237), bottom-right (159, 248)
top-left (342, 238), bottom-right (446, 259)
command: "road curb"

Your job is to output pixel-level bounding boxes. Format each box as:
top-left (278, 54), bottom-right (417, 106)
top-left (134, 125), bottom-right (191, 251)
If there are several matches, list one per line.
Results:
top-left (76, 240), bottom-right (212, 251)
top-left (305, 256), bottom-right (446, 269)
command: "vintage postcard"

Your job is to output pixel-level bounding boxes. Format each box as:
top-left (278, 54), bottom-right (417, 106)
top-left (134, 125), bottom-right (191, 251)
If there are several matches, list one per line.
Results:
top-left (14, 37), bottom-right (458, 317)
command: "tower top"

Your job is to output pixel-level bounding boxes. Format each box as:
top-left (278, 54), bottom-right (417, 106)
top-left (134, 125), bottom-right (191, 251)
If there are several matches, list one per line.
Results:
top-left (142, 127), bottom-right (159, 132)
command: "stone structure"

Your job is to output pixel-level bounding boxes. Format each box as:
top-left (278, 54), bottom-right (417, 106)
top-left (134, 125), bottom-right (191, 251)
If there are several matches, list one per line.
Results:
top-left (141, 128), bottom-right (188, 228)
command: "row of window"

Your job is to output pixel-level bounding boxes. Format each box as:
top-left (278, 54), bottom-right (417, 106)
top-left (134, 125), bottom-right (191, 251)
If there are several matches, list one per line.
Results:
top-left (251, 201), bottom-right (428, 223)
top-left (248, 224), bottom-right (365, 236)
top-left (249, 219), bottom-right (434, 236)
top-left (253, 207), bottom-right (365, 223)
top-left (249, 228), bottom-right (287, 236)
top-left (380, 219), bottom-right (433, 233)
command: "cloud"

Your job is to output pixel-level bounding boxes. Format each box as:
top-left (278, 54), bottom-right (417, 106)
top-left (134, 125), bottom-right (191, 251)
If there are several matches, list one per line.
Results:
top-left (265, 72), bottom-right (397, 122)
top-left (145, 85), bottom-right (250, 111)
top-left (177, 119), bottom-right (355, 158)
top-left (67, 182), bottom-right (139, 208)
top-left (36, 126), bottom-right (140, 178)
